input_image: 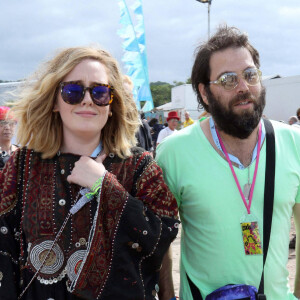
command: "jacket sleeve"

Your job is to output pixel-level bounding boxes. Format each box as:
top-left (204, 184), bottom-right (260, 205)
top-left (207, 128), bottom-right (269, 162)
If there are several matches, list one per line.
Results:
top-left (0, 149), bottom-right (22, 299)
top-left (71, 151), bottom-right (179, 300)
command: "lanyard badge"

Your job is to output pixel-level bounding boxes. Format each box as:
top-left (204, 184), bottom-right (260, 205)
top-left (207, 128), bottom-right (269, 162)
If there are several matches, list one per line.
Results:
top-left (240, 214), bottom-right (262, 255)
top-left (216, 123), bottom-right (263, 255)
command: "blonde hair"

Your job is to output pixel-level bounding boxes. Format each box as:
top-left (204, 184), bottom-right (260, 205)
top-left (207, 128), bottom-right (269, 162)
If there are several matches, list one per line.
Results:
top-left (122, 75), bottom-right (140, 126)
top-left (11, 46), bottom-right (140, 159)
top-left (123, 75), bottom-right (134, 92)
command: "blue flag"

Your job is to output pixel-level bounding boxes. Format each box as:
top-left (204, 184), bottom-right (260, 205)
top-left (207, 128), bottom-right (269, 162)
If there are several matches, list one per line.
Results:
top-left (117, 0), bottom-right (154, 111)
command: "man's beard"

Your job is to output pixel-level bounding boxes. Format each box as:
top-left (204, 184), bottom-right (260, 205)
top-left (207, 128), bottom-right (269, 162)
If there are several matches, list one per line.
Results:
top-left (206, 86), bottom-right (266, 139)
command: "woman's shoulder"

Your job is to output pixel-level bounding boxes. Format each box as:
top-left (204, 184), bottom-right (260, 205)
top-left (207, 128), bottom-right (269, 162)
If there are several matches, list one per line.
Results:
top-left (130, 146), bottom-right (148, 156)
top-left (110, 147), bottom-right (153, 170)
top-left (12, 146), bottom-right (40, 158)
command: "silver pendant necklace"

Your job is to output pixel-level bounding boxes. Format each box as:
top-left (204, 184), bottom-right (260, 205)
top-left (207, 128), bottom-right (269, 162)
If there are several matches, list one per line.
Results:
top-left (243, 166), bottom-right (251, 203)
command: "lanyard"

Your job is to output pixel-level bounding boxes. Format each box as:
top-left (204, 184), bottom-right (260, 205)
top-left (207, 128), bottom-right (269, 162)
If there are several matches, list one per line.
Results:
top-left (209, 117), bottom-right (266, 169)
top-left (216, 123), bottom-right (262, 214)
top-left (90, 141), bottom-right (102, 158)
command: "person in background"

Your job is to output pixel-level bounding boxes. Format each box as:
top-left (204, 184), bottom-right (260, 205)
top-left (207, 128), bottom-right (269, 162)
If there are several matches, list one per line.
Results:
top-left (149, 118), bottom-right (164, 149)
top-left (156, 111), bottom-right (180, 145)
top-left (289, 115), bottom-right (300, 129)
top-left (183, 111), bottom-right (194, 128)
top-left (136, 112), bottom-right (153, 152)
top-left (156, 25), bottom-right (300, 299)
top-left (0, 106), bottom-right (18, 170)
top-left (0, 46), bottom-right (179, 300)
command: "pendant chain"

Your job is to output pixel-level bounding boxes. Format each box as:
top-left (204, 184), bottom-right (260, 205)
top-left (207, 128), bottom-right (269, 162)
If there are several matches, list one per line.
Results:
top-left (248, 165), bottom-right (250, 185)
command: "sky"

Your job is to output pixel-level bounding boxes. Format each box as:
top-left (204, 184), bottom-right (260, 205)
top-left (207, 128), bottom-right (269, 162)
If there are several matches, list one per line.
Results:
top-left (1, 0), bottom-right (300, 84)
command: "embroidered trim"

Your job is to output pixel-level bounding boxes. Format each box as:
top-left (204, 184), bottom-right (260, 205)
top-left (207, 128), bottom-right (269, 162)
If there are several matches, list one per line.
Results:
top-left (20, 149), bottom-right (33, 259)
top-left (96, 193), bottom-right (130, 299)
top-left (68, 174), bottom-right (106, 292)
top-left (138, 215), bottom-right (162, 300)
top-left (0, 250), bottom-right (19, 265)
top-left (136, 160), bottom-right (156, 188)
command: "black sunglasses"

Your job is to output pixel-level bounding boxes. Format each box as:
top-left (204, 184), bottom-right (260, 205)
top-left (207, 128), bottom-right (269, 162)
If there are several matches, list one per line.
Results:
top-left (60, 81), bottom-right (114, 106)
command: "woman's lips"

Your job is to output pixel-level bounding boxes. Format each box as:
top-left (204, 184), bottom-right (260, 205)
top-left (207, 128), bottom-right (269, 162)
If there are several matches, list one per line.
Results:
top-left (75, 111), bottom-right (97, 117)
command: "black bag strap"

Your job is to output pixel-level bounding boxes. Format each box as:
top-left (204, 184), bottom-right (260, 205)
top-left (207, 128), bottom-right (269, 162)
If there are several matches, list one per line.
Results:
top-left (257, 118), bottom-right (275, 296)
top-left (187, 119), bottom-right (276, 300)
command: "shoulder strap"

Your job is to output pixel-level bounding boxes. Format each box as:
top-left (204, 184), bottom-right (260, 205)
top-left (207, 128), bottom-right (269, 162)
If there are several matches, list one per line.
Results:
top-left (258, 118), bottom-right (276, 296)
top-left (187, 119), bottom-right (276, 299)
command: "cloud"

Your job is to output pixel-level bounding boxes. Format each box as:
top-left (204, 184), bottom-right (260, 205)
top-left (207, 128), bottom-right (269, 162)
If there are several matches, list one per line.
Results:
top-left (278, 6), bottom-right (300, 19)
top-left (0, 0), bottom-right (299, 83)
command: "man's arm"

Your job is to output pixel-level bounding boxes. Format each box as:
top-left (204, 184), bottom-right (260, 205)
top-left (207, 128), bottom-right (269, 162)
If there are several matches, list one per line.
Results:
top-left (293, 203), bottom-right (300, 298)
top-left (158, 247), bottom-right (175, 300)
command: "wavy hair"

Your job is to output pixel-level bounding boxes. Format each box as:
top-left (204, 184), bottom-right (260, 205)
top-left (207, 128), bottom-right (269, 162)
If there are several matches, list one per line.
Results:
top-left (11, 46), bottom-right (140, 159)
top-left (191, 25), bottom-right (260, 112)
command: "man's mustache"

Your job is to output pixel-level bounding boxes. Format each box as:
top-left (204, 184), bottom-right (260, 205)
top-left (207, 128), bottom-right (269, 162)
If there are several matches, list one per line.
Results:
top-left (230, 92), bottom-right (256, 106)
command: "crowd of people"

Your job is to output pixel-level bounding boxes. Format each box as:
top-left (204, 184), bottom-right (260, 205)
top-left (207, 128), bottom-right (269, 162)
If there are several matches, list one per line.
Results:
top-left (0, 25), bottom-right (300, 300)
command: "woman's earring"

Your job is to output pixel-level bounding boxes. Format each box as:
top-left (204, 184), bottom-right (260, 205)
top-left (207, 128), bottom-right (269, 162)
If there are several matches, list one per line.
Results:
top-left (109, 111), bottom-right (112, 117)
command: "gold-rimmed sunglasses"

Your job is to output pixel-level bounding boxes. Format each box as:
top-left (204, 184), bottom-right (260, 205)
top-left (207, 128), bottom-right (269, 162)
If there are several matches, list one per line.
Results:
top-left (209, 67), bottom-right (262, 90)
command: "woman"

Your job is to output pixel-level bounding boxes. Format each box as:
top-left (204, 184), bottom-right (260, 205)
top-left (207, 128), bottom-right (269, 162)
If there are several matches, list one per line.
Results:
top-left (0, 46), bottom-right (179, 299)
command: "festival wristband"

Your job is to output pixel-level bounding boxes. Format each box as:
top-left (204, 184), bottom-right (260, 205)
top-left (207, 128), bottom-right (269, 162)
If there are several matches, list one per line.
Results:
top-left (86, 171), bottom-right (106, 199)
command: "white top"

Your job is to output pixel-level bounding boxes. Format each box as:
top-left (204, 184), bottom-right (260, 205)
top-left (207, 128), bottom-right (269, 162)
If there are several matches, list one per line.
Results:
top-left (292, 122), bottom-right (300, 129)
top-left (156, 127), bottom-right (177, 144)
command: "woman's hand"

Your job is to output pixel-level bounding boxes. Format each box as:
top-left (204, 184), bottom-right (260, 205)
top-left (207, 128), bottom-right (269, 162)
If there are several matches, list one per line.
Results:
top-left (67, 153), bottom-right (107, 189)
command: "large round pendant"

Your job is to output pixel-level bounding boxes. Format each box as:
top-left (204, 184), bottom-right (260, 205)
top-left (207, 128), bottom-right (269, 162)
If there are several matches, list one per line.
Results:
top-left (66, 250), bottom-right (86, 282)
top-left (29, 240), bottom-right (65, 276)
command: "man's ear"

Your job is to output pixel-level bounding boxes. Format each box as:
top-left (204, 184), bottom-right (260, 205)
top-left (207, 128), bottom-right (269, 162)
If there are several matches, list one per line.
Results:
top-left (198, 83), bottom-right (209, 106)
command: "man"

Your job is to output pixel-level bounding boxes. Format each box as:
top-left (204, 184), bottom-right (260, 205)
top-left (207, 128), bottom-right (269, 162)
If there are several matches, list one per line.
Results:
top-left (156, 25), bottom-right (300, 299)
top-left (183, 111), bottom-right (194, 127)
top-left (0, 106), bottom-right (17, 170)
top-left (156, 111), bottom-right (179, 145)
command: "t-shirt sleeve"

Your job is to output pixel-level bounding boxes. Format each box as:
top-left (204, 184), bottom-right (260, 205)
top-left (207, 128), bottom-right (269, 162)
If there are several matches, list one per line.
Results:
top-left (156, 142), bottom-right (181, 207)
top-left (296, 187), bottom-right (300, 204)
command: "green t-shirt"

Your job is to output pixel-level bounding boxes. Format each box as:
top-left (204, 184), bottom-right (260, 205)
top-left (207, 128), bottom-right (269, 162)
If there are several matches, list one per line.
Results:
top-left (156, 119), bottom-right (300, 300)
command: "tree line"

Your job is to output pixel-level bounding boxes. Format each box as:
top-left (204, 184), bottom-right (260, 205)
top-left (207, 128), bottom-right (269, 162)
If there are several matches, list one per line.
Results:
top-left (0, 79), bottom-right (191, 109)
top-left (150, 78), bottom-right (191, 108)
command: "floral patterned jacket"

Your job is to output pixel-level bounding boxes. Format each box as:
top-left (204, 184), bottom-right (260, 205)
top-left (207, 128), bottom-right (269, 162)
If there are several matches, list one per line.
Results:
top-left (0, 147), bottom-right (179, 300)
